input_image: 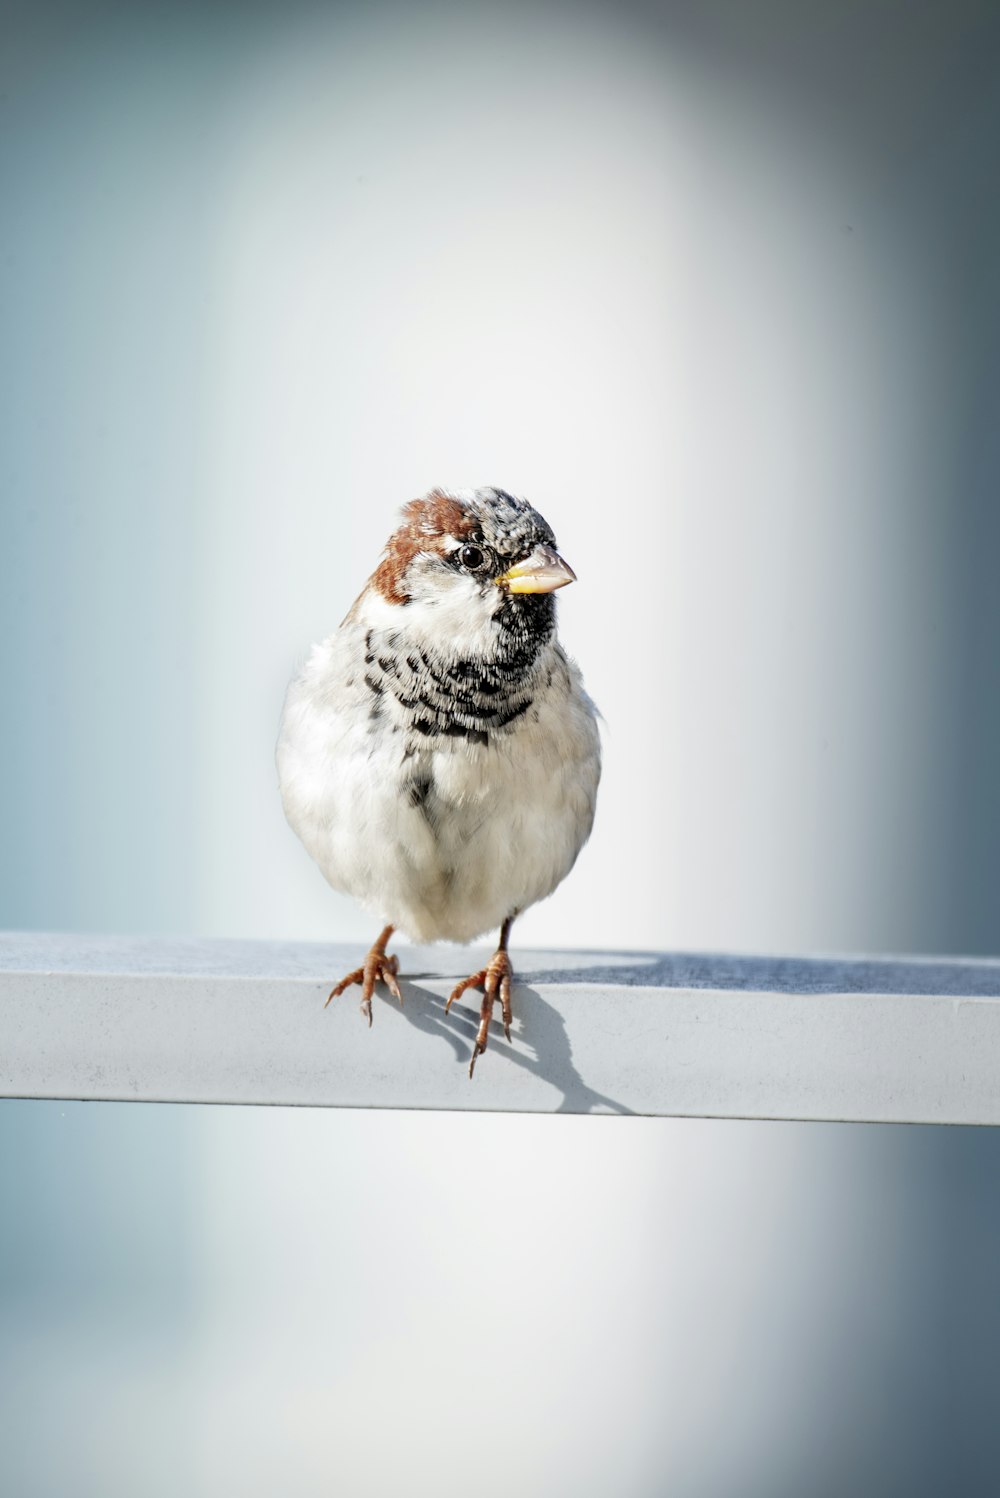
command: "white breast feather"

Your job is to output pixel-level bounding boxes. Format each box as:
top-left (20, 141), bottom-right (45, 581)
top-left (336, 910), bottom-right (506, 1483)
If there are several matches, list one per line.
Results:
top-left (276, 614), bottom-right (600, 944)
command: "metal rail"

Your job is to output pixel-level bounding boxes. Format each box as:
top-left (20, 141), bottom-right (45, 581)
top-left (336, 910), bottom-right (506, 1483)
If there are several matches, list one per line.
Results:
top-left (2, 933), bottom-right (999, 1122)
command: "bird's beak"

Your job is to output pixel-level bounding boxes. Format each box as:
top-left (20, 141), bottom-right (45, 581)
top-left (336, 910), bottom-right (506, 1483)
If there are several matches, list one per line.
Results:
top-left (496, 544), bottom-right (577, 594)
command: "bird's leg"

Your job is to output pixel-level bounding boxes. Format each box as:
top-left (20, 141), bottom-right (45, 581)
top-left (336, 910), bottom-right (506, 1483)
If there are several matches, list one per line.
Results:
top-left (325, 924), bottom-right (401, 1027)
top-left (446, 917), bottom-right (515, 1078)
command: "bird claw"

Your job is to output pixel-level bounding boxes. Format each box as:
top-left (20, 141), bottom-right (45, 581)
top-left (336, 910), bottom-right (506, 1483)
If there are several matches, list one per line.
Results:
top-left (325, 929), bottom-right (400, 1025)
top-left (447, 947), bottom-right (514, 1077)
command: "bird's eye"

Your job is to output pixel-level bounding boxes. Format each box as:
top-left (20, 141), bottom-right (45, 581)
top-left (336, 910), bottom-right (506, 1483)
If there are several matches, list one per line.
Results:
top-left (458, 543), bottom-right (486, 571)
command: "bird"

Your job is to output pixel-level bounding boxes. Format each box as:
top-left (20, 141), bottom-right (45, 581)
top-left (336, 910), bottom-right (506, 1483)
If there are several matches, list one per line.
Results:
top-left (276, 486), bottom-right (601, 1076)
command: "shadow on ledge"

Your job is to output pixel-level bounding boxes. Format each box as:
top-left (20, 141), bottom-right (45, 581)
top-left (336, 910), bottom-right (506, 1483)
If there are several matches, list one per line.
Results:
top-left (515, 949), bottom-right (1000, 998)
top-left (366, 976), bottom-right (635, 1115)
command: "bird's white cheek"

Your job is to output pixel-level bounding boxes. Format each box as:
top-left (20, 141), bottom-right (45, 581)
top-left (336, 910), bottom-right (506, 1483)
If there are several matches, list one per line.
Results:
top-left (359, 590), bottom-right (408, 632)
top-left (360, 583), bottom-right (499, 658)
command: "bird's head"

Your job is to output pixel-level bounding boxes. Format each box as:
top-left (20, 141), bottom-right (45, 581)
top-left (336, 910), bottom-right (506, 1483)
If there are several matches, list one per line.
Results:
top-left (364, 487), bottom-right (575, 657)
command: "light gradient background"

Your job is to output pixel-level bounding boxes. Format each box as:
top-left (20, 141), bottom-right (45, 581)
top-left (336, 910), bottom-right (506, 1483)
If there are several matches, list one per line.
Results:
top-left (2, 1), bottom-right (1000, 1494)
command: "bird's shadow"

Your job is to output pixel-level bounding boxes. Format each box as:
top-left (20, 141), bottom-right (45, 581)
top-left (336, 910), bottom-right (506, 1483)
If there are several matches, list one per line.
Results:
top-left (362, 971), bottom-right (635, 1115)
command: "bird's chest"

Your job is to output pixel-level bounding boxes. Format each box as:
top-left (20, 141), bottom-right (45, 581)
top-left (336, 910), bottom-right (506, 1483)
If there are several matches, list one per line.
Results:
top-left (366, 712), bottom-right (576, 941)
top-left (282, 631), bottom-right (595, 941)
top-left (363, 675), bottom-right (521, 843)
top-left (403, 728), bottom-right (545, 853)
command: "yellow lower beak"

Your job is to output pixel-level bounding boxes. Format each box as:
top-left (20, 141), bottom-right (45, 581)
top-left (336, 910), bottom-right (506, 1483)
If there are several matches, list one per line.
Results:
top-left (496, 545), bottom-right (577, 594)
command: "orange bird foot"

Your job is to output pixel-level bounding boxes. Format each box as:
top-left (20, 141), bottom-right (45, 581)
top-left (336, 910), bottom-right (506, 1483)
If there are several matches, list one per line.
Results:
top-left (446, 946), bottom-right (514, 1078)
top-left (325, 925), bottom-right (401, 1026)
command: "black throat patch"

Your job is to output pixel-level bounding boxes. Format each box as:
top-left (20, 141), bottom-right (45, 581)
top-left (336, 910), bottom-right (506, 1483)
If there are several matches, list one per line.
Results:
top-left (362, 600), bottom-right (554, 751)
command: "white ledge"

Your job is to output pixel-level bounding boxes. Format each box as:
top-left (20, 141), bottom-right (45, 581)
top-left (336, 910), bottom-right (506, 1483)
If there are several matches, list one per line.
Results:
top-left (2, 933), bottom-right (1000, 1122)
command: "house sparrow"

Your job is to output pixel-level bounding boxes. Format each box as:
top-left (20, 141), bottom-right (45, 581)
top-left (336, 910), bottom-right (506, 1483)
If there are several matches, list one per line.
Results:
top-left (277, 486), bottom-right (601, 1076)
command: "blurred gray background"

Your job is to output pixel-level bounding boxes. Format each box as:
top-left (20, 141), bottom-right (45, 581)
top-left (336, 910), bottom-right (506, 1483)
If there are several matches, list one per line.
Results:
top-left (2, 1), bottom-right (999, 1494)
